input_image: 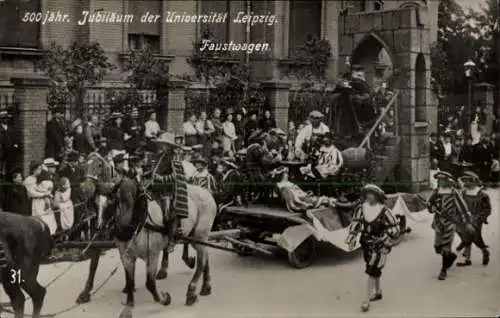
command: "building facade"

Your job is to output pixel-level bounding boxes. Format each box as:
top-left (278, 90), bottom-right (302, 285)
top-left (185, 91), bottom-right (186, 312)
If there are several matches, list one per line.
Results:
top-left (0, 0), bottom-right (439, 189)
top-left (0, 0), bottom-right (438, 83)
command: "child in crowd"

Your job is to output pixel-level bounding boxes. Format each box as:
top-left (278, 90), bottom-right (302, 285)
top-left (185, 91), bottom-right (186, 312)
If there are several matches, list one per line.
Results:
top-left (54, 177), bottom-right (74, 231)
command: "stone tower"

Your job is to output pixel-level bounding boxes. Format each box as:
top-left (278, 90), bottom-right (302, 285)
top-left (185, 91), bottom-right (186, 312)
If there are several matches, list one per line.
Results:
top-left (338, 0), bottom-right (439, 190)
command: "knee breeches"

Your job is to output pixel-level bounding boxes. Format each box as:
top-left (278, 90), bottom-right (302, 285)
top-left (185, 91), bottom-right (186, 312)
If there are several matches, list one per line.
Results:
top-left (433, 222), bottom-right (456, 255)
top-left (362, 244), bottom-right (390, 278)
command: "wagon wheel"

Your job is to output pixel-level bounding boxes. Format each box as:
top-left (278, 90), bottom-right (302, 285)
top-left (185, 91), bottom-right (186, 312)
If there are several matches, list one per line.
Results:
top-left (287, 237), bottom-right (317, 269)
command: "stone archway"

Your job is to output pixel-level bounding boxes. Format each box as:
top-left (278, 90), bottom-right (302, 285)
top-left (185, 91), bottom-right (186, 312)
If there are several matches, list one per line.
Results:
top-left (351, 32), bottom-right (394, 88)
top-left (415, 53), bottom-right (427, 122)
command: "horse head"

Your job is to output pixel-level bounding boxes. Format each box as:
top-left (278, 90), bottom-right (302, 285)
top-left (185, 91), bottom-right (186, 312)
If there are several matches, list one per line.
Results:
top-left (113, 178), bottom-right (148, 239)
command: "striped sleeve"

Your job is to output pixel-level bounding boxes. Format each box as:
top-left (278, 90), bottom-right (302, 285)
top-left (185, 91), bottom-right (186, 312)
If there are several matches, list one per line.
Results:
top-left (347, 206), bottom-right (363, 236)
top-left (479, 191), bottom-right (492, 220)
top-left (427, 190), bottom-right (438, 214)
top-left (382, 207), bottom-right (400, 240)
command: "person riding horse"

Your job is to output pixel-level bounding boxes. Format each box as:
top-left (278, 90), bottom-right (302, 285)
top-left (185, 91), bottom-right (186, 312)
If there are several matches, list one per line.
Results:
top-left (151, 132), bottom-right (190, 247)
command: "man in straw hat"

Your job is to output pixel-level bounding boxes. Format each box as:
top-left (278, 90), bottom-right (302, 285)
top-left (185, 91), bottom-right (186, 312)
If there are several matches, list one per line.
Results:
top-left (427, 171), bottom-right (475, 280)
top-left (345, 184), bottom-right (400, 312)
top-left (152, 132), bottom-right (190, 246)
top-left (455, 171), bottom-right (490, 267)
top-left (294, 110), bottom-right (330, 161)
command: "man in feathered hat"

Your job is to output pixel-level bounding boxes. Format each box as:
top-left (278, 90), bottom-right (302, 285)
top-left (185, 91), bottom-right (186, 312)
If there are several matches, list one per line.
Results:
top-left (427, 171), bottom-right (475, 280)
top-left (455, 171), bottom-right (490, 267)
top-left (346, 184), bottom-right (400, 313)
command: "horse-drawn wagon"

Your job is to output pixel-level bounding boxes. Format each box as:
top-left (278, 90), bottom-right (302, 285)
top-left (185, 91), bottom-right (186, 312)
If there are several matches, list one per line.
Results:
top-left (209, 192), bottom-right (422, 269)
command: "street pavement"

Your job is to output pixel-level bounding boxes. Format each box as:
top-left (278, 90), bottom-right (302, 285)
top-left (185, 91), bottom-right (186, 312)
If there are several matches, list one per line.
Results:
top-left (3, 190), bottom-right (500, 318)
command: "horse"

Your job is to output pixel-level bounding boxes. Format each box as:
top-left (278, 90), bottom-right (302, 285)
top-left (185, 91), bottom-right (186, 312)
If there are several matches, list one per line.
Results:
top-left (82, 176), bottom-right (217, 318)
top-left (0, 212), bottom-right (53, 318)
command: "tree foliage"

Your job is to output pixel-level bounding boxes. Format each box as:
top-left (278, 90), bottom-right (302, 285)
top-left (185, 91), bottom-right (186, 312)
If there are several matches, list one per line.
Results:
top-left (37, 41), bottom-right (115, 111)
top-left (431, 0), bottom-right (498, 95)
top-left (291, 34), bottom-right (332, 80)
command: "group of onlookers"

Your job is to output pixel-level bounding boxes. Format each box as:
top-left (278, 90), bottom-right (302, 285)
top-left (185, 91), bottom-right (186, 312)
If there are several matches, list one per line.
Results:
top-left (182, 108), bottom-right (277, 157)
top-left (429, 130), bottom-right (499, 185)
top-left (45, 105), bottom-right (162, 164)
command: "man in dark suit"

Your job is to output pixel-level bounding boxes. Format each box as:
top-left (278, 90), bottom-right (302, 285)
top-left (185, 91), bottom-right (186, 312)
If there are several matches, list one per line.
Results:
top-left (45, 106), bottom-right (68, 162)
top-left (429, 133), bottom-right (444, 169)
top-left (473, 135), bottom-right (493, 182)
top-left (123, 107), bottom-right (143, 154)
top-left (334, 65), bottom-right (375, 139)
top-left (0, 109), bottom-right (20, 207)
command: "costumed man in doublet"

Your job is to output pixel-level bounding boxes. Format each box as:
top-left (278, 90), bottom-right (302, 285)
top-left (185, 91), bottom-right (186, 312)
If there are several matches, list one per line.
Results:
top-left (294, 111), bottom-right (330, 162)
top-left (427, 171), bottom-right (475, 280)
top-left (300, 132), bottom-right (343, 195)
top-left (245, 129), bottom-right (281, 201)
top-left (345, 184), bottom-right (400, 313)
top-left (215, 157), bottom-right (243, 209)
top-left (152, 132), bottom-right (190, 249)
top-left (191, 157), bottom-right (217, 195)
top-left (86, 137), bottom-right (114, 182)
top-left (455, 171), bottom-right (490, 267)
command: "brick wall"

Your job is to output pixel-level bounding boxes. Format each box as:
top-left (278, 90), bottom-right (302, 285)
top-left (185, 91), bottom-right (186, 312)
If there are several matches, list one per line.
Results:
top-left (11, 77), bottom-right (49, 176)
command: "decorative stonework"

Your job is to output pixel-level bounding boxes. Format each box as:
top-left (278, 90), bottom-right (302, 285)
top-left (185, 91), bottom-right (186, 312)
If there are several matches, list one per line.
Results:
top-left (339, 5), bottom-right (436, 190)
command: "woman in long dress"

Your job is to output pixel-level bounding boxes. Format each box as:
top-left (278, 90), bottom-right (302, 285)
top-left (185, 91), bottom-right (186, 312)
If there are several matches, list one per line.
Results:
top-left (54, 177), bottom-right (74, 231)
top-left (345, 184), bottom-right (400, 312)
top-left (24, 163), bottom-right (58, 235)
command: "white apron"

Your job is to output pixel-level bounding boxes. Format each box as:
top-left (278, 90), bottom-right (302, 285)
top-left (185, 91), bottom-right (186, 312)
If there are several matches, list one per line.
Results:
top-left (54, 188), bottom-right (74, 230)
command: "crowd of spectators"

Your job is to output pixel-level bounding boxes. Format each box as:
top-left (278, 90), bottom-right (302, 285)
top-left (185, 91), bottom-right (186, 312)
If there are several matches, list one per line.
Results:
top-left (430, 105), bottom-right (500, 187)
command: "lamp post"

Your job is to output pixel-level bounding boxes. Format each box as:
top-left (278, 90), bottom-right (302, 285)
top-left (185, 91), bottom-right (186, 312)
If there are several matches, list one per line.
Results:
top-left (464, 59), bottom-right (476, 133)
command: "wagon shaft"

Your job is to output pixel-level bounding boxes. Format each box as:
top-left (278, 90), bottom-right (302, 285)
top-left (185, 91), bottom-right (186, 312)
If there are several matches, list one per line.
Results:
top-left (56, 240), bottom-right (116, 249)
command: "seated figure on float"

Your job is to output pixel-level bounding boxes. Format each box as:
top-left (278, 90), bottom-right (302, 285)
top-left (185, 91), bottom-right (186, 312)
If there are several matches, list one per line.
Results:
top-left (294, 111), bottom-right (330, 162)
top-left (274, 167), bottom-right (332, 213)
top-left (299, 132), bottom-right (343, 195)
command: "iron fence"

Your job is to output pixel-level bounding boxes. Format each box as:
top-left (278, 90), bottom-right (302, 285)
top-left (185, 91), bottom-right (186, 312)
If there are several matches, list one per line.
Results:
top-left (48, 88), bottom-right (157, 123)
top-left (184, 85), bottom-right (267, 120)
